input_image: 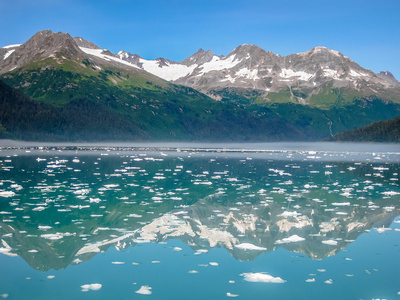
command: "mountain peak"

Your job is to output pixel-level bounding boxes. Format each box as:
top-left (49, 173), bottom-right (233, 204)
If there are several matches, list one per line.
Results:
top-left (377, 70), bottom-right (399, 84)
top-left (73, 37), bottom-right (100, 49)
top-left (0, 29), bottom-right (82, 74)
top-left (182, 48), bottom-right (215, 66)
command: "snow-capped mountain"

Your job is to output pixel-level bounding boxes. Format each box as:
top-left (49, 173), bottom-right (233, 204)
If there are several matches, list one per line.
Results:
top-left (1, 30), bottom-right (399, 107)
top-left (116, 44), bottom-right (400, 104)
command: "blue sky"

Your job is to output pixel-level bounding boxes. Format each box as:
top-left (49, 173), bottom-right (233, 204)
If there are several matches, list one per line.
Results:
top-left (1, 0), bottom-right (399, 79)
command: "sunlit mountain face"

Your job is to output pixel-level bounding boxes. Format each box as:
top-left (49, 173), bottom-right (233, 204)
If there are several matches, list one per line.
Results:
top-left (1, 144), bottom-right (399, 272)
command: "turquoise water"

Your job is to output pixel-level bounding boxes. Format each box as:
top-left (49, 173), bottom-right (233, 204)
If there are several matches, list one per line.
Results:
top-left (0, 143), bottom-right (399, 299)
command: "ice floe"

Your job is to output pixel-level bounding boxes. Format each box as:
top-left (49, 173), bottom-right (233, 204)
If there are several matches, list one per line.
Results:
top-left (275, 235), bottom-right (305, 244)
top-left (135, 285), bottom-right (152, 295)
top-left (81, 283), bottom-right (102, 292)
top-left (241, 272), bottom-right (286, 283)
top-left (227, 292), bottom-right (239, 297)
top-left (234, 243), bottom-right (266, 251)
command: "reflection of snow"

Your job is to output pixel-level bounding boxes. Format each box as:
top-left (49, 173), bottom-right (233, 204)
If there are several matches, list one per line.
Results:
top-left (235, 243), bottom-right (266, 251)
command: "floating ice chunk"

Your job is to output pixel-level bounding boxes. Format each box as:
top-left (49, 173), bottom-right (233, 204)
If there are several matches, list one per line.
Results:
top-left (209, 262), bottom-right (219, 266)
top-left (188, 270), bottom-right (198, 274)
top-left (32, 207), bottom-right (46, 211)
top-left (235, 243), bottom-right (267, 251)
top-left (151, 261), bottom-right (160, 264)
top-left (275, 235), bottom-right (305, 244)
top-left (241, 272), bottom-right (286, 283)
top-left (322, 240), bottom-right (338, 245)
top-left (382, 191), bottom-right (400, 196)
top-left (227, 292), bottom-right (239, 297)
top-left (279, 211), bottom-right (300, 218)
top-left (89, 198), bottom-right (101, 203)
top-left (305, 278), bottom-right (315, 282)
top-left (38, 226), bottom-right (52, 230)
top-left (127, 214), bottom-right (142, 218)
top-left (317, 269), bottom-right (326, 272)
top-left (173, 247), bottom-right (182, 251)
top-left (376, 227), bottom-right (391, 233)
top-left (0, 294), bottom-right (8, 299)
top-left (111, 261), bottom-right (125, 265)
top-left (135, 285), bottom-right (152, 295)
top-left (0, 191), bottom-right (15, 198)
top-left (28, 249), bottom-right (38, 253)
top-left (81, 283), bottom-right (102, 292)
top-left (40, 233), bottom-right (63, 240)
top-left (47, 275), bottom-right (55, 279)
top-left (332, 202), bottom-right (350, 206)
top-left (324, 279), bottom-right (333, 284)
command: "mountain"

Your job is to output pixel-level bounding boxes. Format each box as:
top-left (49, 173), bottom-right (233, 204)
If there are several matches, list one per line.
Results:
top-left (329, 115), bottom-right (400, 142)
top-left (0, 30), bottom-right (312, 141)
top-left (116, 44), bottom-right (400, 109)
top-left (1, 30), bottom-right (400, 141)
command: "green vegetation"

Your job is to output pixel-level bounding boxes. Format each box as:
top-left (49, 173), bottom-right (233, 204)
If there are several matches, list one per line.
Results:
top-left (329, 115), bottom-right (400, 143)
top-left (1, 56), bottom-right (400, 142)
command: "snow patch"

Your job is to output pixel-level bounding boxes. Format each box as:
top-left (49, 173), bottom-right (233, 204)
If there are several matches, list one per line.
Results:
top-left (198, 55), bottom-right (241, 75)
top-left (279, 69), bottom-right (313, 81)
top-left (79, 47), bottom-right (139, 69)
top-left (2, 44), bottom-right (21, 49)
top-left (138, 58), bottom-right (198, 81)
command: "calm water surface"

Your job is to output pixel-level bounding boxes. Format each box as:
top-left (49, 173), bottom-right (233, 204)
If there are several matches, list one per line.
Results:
top-left (0, 142), bottom-right (399, 299)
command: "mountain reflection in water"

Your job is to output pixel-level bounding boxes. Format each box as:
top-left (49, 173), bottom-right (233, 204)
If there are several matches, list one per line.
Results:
top-left (0, 147), bottom-right (399, 272)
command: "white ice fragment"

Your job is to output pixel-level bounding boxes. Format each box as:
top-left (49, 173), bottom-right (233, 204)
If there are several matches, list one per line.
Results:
top-left (0, 191), bottom-right (15, 198)
top-left (135, 285), bottom-right (152, 295)
top-left (275, 235), bottom-right (305, 244)
top-left (38, 226), bottom-right (52, 230)
top-left (331, 202), bottom-right (350, 206)
top-left (111, 261), bottom-right (125, 265)
top-left (279, 211), bottom-right (300, 218)
top-left (305, 278), bottom-right (315, 282)
top-left (173, 247), bottom-right (182, 251)
top-left (32, 207), bottom-right (46, 211)
top-left (227, 292), bottom-right (239, 297)
top-left (0, 294), bottom-right (8, 299)
top-left (81, 283), bottom-right (102, 292)
top-left (241, 272), bottom-right (286, 283)
top-left (209, 262), bottom-right (219, 266)
top-left (40, 233), bottom-right (63, 240)
top-left (376, 227), bottom-right (391, 233)
top-left (324, 279), bottom-right (333, 284)
top-left (188, 270), bottom-right (198, 274)
top-left (235, 243), bottom-right (266, 251)
top-left (47, 275), bottom-right (55, 279)
top-left (322, 240), bottom-right (338, 245)
top-left (127, 213), bottom-right (142, 218)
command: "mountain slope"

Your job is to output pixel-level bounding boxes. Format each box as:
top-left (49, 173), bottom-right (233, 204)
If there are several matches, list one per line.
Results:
top-left (1, 30), bottom-right (400, 141)
top-left (0, 31), bottom-right (314, 141)
top-left (329, 115), bottom-right (400, 143)
top-left (115, 44), bottom-right (400, 108)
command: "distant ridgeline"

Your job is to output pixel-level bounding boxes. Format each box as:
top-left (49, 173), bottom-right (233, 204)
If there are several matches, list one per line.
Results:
top-left (329, 116), bottom-right (400, 143)
top-left (1, 30), bottom-right (400, 142)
